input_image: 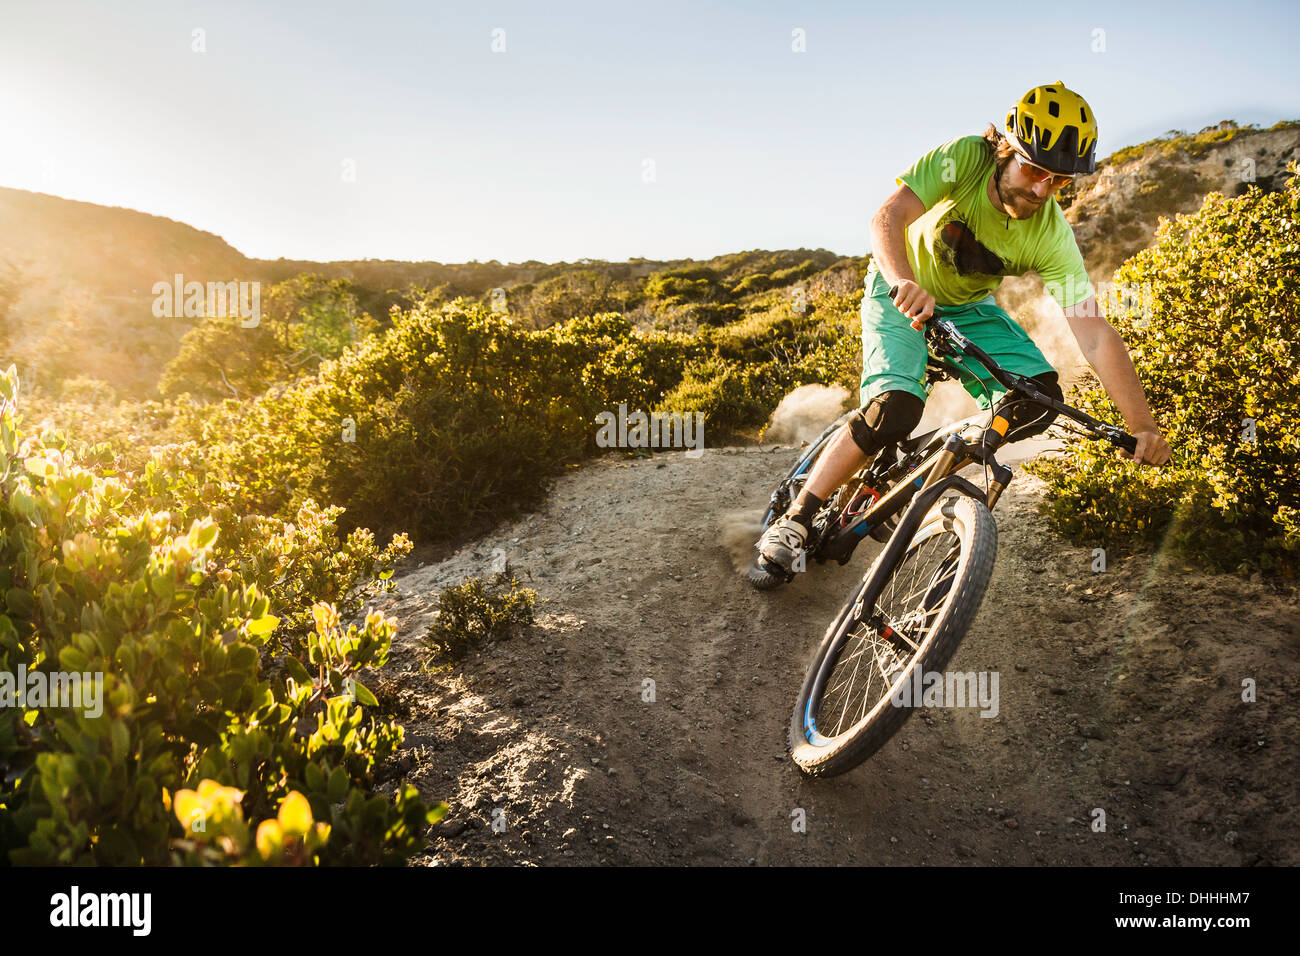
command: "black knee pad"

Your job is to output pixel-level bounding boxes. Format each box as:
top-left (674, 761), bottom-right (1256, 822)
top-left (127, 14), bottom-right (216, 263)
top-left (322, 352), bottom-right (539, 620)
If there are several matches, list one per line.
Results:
top-left (994, 371), bottom-right (1063, 442)
top-left (848, 391), bottom-right (926, 457)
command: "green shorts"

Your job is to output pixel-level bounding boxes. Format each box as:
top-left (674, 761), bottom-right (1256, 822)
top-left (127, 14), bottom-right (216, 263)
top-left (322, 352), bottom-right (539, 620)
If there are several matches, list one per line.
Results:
top-left (860, 264), bottom-right (1056, 410)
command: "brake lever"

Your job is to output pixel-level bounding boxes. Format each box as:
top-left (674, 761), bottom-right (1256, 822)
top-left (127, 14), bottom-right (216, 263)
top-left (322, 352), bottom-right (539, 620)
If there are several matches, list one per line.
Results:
top-left (1103, 427), bottom-right (1139, 455)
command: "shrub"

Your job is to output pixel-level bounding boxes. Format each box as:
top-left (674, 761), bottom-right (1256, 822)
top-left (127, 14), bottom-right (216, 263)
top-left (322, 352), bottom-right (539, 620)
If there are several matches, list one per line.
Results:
top-left (505, 269), bottom-right (630, 328)
top-left (168, 783), bottom-right (331, 866)
top-left (689, 303), bottom-right (743, 327)
top-left (659, 355), bottom-right (810, 438)
top-left (58, 377), bottom-right (117, 406)
top-left (0, 367), bottom-right (442, 865)
top-left (160, 274), bottom-right (376, 402)
top-left (1098, 120), bottom-right (1298, 170)
top-left (424, 576), bottom-right (536, 662)
top-left (1026, 165), bottom-right (1300, 576)
top-left (643, 270), bottom-right (720, 306)
top-left (731, 273), bottom-right (773, 296)
top-left (163, 303), bottom-right (693, 543)
top-left (770, 259), bottom-right (821, 285)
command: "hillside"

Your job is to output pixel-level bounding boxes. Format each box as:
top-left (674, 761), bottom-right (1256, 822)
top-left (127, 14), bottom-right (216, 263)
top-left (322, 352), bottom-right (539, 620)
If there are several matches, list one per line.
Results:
top-left (0, 183), bottom-right (844, 400)
top-left (1061, 120), bottom-right (1300, 277)
top-left (0, 188), bottom-right (258, 397)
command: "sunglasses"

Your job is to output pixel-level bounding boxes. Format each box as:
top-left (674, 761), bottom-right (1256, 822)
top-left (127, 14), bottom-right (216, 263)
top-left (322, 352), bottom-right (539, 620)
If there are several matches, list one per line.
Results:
top-left (1012, 152), bottom-right (1075, 188)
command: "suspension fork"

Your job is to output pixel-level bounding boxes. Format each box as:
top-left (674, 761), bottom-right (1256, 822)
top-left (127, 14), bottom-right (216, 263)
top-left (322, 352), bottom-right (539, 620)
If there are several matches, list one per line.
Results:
top-left (920, 415), bottom-right (1016, 510)
top-left (978, 413), bottom-right (1015, 510)
top-left (919, 434), bottom-right (965, 492)
top-left (849, 473), bottom-right (989, 620)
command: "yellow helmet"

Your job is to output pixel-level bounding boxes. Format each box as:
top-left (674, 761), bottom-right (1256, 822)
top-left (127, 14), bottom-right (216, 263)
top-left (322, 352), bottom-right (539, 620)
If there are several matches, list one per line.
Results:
top-left (1004, 81), bottom-right (1098, 175)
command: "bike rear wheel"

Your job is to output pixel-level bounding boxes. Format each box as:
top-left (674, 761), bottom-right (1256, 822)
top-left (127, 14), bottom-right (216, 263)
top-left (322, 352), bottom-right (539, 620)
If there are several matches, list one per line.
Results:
top-left (787, 493), bottom-right (997, 777)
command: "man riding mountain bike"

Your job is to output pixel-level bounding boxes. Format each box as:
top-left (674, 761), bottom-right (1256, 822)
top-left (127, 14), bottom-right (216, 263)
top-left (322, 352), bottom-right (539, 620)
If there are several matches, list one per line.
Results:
top-left (757, 81), bottom-right (1172, 580)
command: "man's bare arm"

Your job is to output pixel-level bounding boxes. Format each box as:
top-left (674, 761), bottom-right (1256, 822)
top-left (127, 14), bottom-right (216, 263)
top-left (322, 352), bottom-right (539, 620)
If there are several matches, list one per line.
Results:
top-left (1063, 296), bottom-right (1171, 466)
top-left (871, 184), bottom-right (933, 326)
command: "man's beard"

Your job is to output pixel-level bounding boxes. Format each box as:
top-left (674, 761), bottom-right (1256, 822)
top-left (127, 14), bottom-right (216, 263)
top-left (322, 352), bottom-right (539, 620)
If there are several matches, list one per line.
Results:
top-left (994, 165), bottom-right (1044, 219)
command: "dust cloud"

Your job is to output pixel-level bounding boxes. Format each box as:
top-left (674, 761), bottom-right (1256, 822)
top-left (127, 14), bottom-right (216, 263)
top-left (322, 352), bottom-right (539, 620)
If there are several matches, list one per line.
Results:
top-left (719, 510), bottom-right (766, 573)
top-left (996, 274), bottom-right (1089, 390)
top-left (916, 380), bottom-right (980, 433)
top-left (763, 384), bottom-right (852, 445)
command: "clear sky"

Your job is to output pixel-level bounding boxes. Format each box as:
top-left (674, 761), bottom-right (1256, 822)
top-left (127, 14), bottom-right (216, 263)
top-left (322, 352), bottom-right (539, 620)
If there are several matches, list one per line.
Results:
top-left (2, 0), bottom-right (1296, 263)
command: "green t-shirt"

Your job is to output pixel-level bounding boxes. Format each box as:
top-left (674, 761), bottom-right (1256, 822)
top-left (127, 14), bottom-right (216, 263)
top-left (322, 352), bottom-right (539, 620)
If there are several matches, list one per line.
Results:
top-left (894, 135), bottom-right (1093, 309)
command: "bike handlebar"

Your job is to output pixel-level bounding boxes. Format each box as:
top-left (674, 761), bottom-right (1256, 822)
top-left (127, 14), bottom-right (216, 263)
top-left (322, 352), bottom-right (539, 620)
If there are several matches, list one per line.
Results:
top-left (887, 284), bottom-right (1138, 455)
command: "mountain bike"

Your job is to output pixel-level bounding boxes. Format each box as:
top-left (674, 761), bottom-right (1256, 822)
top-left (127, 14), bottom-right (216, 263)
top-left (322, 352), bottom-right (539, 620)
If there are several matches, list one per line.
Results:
top-left (749, 295), bottom-right (1137, 777)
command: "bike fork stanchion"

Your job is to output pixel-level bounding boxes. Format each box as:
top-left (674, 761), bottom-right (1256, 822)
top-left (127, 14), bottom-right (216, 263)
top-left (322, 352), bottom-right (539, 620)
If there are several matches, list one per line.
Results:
top-left (919, 434), bottom-right (965, 492)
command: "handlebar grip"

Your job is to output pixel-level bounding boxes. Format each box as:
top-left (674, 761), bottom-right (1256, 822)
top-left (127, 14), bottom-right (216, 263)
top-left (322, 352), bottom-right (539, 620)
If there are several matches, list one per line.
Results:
top-left (888, 283), bottom-right (947, 321)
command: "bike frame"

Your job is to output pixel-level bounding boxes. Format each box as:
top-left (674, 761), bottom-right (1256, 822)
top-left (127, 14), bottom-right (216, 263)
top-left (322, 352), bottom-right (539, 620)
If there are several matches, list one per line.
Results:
top-left (813, 413), bottom-right (1011, 562)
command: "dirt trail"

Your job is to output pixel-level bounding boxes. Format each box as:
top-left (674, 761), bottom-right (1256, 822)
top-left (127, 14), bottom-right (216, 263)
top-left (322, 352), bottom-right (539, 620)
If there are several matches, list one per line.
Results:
top-left (366, 442), bottom-right (1299, 866)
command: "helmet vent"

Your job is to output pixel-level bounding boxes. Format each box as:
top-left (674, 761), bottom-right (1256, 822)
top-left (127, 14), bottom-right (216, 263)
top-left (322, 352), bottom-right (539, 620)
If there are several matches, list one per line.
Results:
top-left (1045, 86), bottom-right (1057, 93)
top-left (1027, 91), bottom-right (1037, 104)
top-left (1048, 100), bottom-right (1060, 117)
top-left (1080, 106), bottom-right (1088, 122)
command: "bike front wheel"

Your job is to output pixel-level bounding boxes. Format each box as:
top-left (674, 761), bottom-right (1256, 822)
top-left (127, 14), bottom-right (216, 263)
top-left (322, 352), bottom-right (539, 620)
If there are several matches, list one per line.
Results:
top-left (787, 493), bottom-right (997, 777)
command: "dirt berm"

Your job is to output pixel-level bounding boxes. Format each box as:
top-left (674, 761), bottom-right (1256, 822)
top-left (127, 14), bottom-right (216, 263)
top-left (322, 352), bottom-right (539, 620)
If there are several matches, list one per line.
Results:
top-left (364, 442), bottom-right (1298, 866)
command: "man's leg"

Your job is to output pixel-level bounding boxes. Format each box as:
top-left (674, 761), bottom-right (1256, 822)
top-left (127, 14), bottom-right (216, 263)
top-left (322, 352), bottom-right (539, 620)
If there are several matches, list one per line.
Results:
top-left (754, 263), bottom-right (930, 579)
top-left (798, 390), bottom-right (926, 507)
top-left (757, 390), bottom-right (924, 574)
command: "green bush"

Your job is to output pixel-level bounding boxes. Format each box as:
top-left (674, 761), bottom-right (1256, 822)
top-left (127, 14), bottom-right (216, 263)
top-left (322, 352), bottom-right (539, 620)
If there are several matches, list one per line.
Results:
top-left (660, 354), bottom-right (818, 438)
top-left (654, 285), bottom-right (861, 439)
top-left (1026, 165), bottom-right (1300, 576)
top-left (58, 377), bottom-right (117, 406)
top-left (161, 303), bottom-right (693, 543)
top-left (643, 269), bottom-right (721, 306)
top-left (731, 273), bottom-right (774, 296)
top-left (160, 274), bottom-right (376, 402)
top-left (0, 366), bottom-right (442, 865)
top-left (770, 259), bottom-right (821, 285)
top-left (660, 357), bottom-right (773, 437)
top-left (689, 303), bottom-right (743, 327)
top-left (425, 576), bottom-right (536, 663)
top-left (505, 269), bottom-right (630, 328)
